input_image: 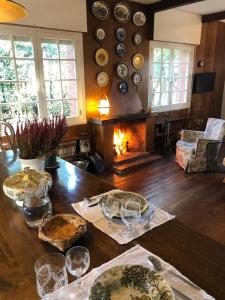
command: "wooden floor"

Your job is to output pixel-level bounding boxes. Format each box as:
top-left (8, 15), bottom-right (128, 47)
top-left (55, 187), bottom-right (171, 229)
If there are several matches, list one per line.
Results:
top-left (97, 155), bottom-right (225, 245)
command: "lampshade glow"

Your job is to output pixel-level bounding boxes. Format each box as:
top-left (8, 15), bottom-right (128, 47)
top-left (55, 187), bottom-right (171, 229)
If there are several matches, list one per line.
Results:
top-left (98, 97), bottom-right (110, 115)
top-left (0, 0), bottom-right (27, 22)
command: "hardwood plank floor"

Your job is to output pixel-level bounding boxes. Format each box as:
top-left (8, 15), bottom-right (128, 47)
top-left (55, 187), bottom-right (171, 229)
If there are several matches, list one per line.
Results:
top-left (97, 156), bottom-right (225, 245)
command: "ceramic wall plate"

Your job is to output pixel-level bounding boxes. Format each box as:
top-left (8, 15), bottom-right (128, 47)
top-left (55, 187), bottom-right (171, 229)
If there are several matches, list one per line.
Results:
top-left (116, 43), bottom-right (126, 57)
top-left (117, 62), bottom-right (129, 79)
top-left (133, 11), bottom-right (147, 26)
top-left (95, 48), bottom-right (109, 67)
top-left (118, 81), bottom-right (128, 94)
top-left (92, 1), bottom-right (111, 21)
top-left (94, 27), bottom-right (106, 42)
top-left (132, 72), bottom-right (142, 86)
top-left (96, 71), bottom-right (109, 87)
top-left (114, 2), bottom-right (131, 23)
top-left (133, 32), bottom-right (142, 46)
top-left (116, 27), bottom-right (126, 42)
top-left (132, 53), bottom-right (144, 70)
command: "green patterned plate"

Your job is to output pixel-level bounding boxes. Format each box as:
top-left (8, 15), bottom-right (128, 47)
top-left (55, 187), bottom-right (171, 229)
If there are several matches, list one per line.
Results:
top-left (89, 265), bottom-right (174, 300)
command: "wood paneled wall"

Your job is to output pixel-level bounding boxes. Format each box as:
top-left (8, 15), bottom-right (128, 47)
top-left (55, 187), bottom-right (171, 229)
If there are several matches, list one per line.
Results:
top-left (190, 21), bottom-right (225, 130)
top-left (83, 0), bottom-right (151, 119)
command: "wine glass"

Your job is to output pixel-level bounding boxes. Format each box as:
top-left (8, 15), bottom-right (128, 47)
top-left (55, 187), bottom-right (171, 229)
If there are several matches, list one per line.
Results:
top-left (121, 199), bottom-right (141, 237)
top-left (34, 253), bottom-right (68, 300)
top-left (101, 198), bottom-right (119, 227)
top-left (66, 246), bottom-right (90, 286)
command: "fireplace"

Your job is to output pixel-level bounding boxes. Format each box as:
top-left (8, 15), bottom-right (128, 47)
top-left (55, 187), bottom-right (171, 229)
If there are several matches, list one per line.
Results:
top-left (90, 113), bottom-right (161, 174)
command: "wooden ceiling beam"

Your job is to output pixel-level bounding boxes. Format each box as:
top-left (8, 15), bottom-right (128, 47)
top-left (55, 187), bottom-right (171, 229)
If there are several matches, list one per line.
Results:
top-left (202, 11), bottom-right (225, 23)
top-left (149, 0), bottom-right (205, 13)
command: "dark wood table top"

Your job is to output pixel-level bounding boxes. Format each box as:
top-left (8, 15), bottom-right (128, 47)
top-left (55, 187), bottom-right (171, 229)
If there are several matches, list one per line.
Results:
top-left (1, 151), bottom-right (225, 300)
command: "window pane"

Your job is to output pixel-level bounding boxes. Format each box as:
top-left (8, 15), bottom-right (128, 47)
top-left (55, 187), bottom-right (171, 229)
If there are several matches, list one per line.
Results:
top-left (173, 78), bottom-right (188, 92)
top-left (173, 64), bottom-right (189, 77)
top-left (62, 81), bottom-right (77, 99)
top-left (63, 100), bottom-right (78, 117)
top-left (0, 36), bottom-right (12, 57)
top-left (18, 82), bottom-right (37, 102)
top-left (0, 83), bottom-right (17, 103)
top-left (152, 92), bottom-right (160, 106)
top-left (60, 61), bottom-right (76, 79)
top-left (59, 40), bottom-right (75, 59)
top-left (45, 81), bottom-right (62, 100)
top-left (16, 60), bottom-right (36, 81)
top-left (153, 78), bottom-right (161, 93)
top-left (161, 64), bottom-right (170, 78)
top-left (47, 100), bottom-right (62, 117)
top-left (161, 79), bottom-right (170, 92)
top-left (153, 63), bottom-right (161, 77)
top-left (174, 48), bottom-right (189, 64)
top-left (0, 59), bottom-right (16, 80)
top-left (153, 48), bottom-right (161, 62)
top-left (14, 37), bottom-right (34, 58)
top-left (0, 105), bottom-right (15, 121)
top-left (161, 92), bottom-right (169, 106)
top-left (162, 48), bottom-right (170, 63)
top-left (178, 91), bottom-right (187, 103)
top-left (43, 60), bottom-right (60, 80)
top-left (21, 103), bottom-right (38, 120)
top-left (41, 39), bottom-right (59, 59)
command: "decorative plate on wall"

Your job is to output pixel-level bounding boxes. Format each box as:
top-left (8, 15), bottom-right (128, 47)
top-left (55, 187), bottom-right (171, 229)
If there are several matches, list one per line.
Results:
top-left (116, 27), bottom-right (126, 42)
top-left (118, 81), bottom-right (128, 94)
top-left (132, 72), bottom-right (142, 86)
top-left (92, 1), bottom-right (111, 21)
top-left (96, 71), bottom-right (109, 87)
top-left (95, 48), bottom-right (109, 67)
top-left (114, 2), bottom-right (131, 23)
top-left (133, 11), bottom-right (147, 26)
top-left (116, 43), bottom-right (126, 57)
top-left (117, 62), bottom-right (129, 79)
top-left (133, 32), bottom-right (142, 46)
top-left (132, 53), bottom-right (144, 70)
top-left (94, 27), bottom-right (106, 42)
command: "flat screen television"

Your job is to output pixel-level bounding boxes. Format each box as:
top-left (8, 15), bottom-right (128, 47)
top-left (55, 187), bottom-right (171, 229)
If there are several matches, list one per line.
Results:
top-left (192, 72), bottom-right (216, 94)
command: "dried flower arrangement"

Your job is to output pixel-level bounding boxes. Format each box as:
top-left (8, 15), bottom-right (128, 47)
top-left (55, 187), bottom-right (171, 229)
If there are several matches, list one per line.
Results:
top-left (16, 117), bottom-right (67, 159)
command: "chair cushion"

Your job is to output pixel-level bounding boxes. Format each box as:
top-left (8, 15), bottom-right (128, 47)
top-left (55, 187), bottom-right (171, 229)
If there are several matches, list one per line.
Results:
top-left (176, 140), bottom-right (196, 154)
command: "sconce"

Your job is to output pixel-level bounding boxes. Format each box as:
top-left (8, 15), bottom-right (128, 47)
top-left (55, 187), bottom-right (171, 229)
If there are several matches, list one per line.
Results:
top-left (0, 0), bottom-right (27, 22)
top-left (98, 96), bottom-right (110, 117)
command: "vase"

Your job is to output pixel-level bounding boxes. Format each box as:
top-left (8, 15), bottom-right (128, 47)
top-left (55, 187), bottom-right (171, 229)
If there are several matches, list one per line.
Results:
top-left (45, 153), bottom-right (59, 169)
top-left (20, 156), bottom-right (46, 172)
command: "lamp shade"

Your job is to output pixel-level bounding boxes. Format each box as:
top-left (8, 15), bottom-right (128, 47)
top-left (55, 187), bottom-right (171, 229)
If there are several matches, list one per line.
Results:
top-left (98, 97), bottom-right (110, 115)
top-left (0, 0), bottom-right (27, 22)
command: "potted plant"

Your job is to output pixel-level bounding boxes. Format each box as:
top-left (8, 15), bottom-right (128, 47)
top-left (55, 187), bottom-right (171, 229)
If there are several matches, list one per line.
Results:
top-left (16, 117), bottom-right (67, 171)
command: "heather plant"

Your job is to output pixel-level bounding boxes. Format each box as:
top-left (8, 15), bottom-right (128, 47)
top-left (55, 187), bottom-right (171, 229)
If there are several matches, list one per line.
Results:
top-left (16, 117), bottom-right (67, 159)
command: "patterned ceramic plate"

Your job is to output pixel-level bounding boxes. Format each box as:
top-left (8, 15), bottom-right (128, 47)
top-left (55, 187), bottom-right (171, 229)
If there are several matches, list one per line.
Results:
top-left (92, 1), bottom-right (111, 21)
top-left (133, 11), bottom-right (147, 26)
top-left (95, 48), bottom-right (109, 67)
top-left (97, 71), bottom-right (109, 87)
top-left (118, 81), bottom-right (128, 94)
top-left (114, 2), bottom-right (131, 23)
top-left (132, 53), bottom-right (144, 70)
top-left (133, 31), bottom-right (142, 46)
top-left (89, 265), bottom-right (174, 300)
top-left (95, 27), bottom-right (106, 41)
top-left (116, 27), bottom-right (126, 42)
top-left (132, 72), bottom-right (142, 86)
top-left (116, 43), bottom-right (126, 57)
top-left (117, 62), bottom-right (129, 79)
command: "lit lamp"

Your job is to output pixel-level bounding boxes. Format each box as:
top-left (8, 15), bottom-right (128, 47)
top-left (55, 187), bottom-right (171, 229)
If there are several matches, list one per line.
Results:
top-left (98, 96), bottom-right (110, 118)
top-left (0, 0), bottom-right (28, 22)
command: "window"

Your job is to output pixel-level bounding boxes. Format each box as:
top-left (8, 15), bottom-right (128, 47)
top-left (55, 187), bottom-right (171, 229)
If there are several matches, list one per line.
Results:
top-left (149, 41), bottom-right (194, 112)
top-left (0, 26), bottom-right (85, 125)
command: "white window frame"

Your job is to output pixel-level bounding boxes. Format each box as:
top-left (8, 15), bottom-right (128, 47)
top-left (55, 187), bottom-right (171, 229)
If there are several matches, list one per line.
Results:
top-left (148, 41), bottom-right (194, 113)
top-left (0, 25), bottom-right (86, 125)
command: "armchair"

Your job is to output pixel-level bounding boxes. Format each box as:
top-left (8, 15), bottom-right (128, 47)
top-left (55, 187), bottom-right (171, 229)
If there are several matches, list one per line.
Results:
top-left (176, 118), bottom-right (225, 172)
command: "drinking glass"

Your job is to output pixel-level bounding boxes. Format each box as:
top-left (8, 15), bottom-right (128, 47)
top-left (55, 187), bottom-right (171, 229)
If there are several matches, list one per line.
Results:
top-left (121, 199), bottom-right (141, 237)
top-left (34, 253), bottom-right (68, 300)
top-left (66, 246), bottom-right (90, 286)
top-left (101, 198), bottom-right (119, 226)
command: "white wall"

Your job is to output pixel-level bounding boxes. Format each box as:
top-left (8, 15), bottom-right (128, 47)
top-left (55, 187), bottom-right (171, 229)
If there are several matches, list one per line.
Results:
top-left (154, 9), bottom-right (202, 45)
top-left (9, 0), bottom-right (87, 32)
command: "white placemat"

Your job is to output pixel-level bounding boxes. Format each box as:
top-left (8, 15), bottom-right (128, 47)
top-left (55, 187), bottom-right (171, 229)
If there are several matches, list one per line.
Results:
top-left (57, 244), bottom-right (214, 300)
top-left (71, 189), bottom-right (175, 245)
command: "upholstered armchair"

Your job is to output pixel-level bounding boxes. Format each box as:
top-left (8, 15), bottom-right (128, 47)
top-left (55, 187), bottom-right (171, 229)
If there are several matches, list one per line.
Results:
top-left (176, 118), bottom-right (225, 172)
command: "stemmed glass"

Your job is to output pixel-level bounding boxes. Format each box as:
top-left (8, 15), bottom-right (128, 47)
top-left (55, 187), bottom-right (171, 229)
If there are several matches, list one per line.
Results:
top-left (66, 246), bottom-right (90, 287)
top-left (34, 253), bottom-right (68, 300)
top-left (121, 199), bottom-right (141, 237)
top-left (101, 198), bottom-right (119, 227)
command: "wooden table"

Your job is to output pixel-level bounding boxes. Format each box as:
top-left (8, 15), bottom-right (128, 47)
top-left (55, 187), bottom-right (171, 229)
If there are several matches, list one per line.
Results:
top-left (1, 151), bottom-right (225, 300)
